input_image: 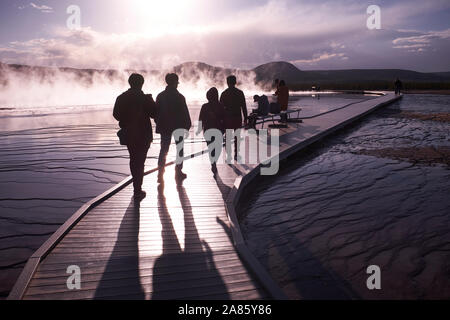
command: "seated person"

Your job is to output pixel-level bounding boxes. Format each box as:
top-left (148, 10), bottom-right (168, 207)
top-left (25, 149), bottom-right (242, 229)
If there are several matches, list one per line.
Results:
top-left (247, 95), bottom-right (270, 129)
top-left (252, 95), bottom-right (270, 116)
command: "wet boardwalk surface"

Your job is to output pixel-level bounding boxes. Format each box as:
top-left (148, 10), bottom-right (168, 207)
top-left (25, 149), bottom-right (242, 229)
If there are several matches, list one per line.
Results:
top-left (10, 92), bottom-right (401, 300)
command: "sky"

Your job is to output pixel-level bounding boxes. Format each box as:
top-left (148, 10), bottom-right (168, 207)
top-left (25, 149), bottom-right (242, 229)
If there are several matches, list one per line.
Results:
top-left (0, 0), bottom-right (449, 72)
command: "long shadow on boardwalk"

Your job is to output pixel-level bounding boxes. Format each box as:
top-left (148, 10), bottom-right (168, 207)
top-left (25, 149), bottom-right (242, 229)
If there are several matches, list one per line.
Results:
top-left (214, 171), bottom-right (232, 202)
top-left (94, 200), bottom-right (145, 299)
top-left (151, 183), bottom-right (230, 300)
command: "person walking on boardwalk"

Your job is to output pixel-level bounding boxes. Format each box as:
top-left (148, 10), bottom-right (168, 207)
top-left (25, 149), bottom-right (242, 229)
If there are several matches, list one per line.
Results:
top-left (220, 75), bottom-right (248, 161)
top-left (394, 78), bottom-right (403, 95)
top-left (113, 73), bottom-right (157, 200)
top-left (156, 73), bottom-right (192, 184)
top-left (199, 87), bottom-right (226, 175)
top-left (275, 80), bottom-right (290, 111)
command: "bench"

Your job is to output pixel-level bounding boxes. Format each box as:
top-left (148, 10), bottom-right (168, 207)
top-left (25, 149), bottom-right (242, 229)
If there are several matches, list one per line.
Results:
top-left (253, 107), bottom-right (303, 129)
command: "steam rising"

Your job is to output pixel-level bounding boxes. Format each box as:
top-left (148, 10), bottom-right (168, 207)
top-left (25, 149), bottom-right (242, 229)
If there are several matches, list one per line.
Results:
top-left (0, 62), bottom-right (264, 109)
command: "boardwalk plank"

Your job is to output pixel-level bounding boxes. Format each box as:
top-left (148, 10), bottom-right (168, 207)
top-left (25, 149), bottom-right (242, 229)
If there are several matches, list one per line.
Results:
top-left (25, 278), bottom-right (264, 300)
top-left (30, 260), bottom-right (247, 284)
top-left (35, 251), bottom-right (241, 271)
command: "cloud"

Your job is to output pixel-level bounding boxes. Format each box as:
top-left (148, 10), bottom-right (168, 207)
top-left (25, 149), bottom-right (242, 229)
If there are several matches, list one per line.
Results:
top-left (0, 26), bottom-right (351, 70)
top-left (291, 53), bottom-right (348, 65)
top-left (1, 28), bottom-right (190, 70)
top-left (392, 29), bottom-right (450, 52)
top-left (3, 0), bottom-right (450, 72)
top-left (19, 2), bottom-right (54, 13)
top-left (0, 0), bottom-right (366, 69)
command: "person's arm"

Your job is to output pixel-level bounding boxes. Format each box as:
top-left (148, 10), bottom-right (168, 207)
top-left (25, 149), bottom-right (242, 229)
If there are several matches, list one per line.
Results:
top-left (198, 105), bottom-right (206, 132)
top-left (145, 94), bottom-right (157, 119)
top-left (256, 101), bottom-right (262, 114)
top-left (113, 96), bottom-right (122, 122)
top-left (217, 103), bottom-right (225, 134)
top-left (154, 94), bottom-right (164, 130)
top-left (241, 91), bottom-right (248, 124)
top-left (182, 96), bottom-right (192, 130)
top-left (198, 106), bottom-right (204, 123)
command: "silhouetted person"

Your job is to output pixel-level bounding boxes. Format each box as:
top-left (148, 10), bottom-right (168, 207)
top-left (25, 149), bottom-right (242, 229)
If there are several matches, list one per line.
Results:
top-left (394, 78), bottom-right (403, 95)
top-left (252, 95), bottom-right (270, 116)
top-left (156, 73), bottom-right (192, 183)
top-left (113, 73), bottom-right (156, 200)
top-left (247, 95), bottom-right (270, 129)
top-left (220, 75), bottom-right (248, 161)
top-left (199, 87), bottom-right (226, 175)
top-left (274, 78), bottom-right (280, 90)
top-left (275, 80), bottom-right (289, 111)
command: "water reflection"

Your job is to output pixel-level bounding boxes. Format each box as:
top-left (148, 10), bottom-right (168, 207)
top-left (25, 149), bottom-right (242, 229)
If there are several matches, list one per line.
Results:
top-left (240, 94), bottom-right (450, 299)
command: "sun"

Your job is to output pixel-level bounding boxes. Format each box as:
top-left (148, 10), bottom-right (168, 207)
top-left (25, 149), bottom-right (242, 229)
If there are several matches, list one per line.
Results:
top-left (125, 0), bottom-right (201, 37)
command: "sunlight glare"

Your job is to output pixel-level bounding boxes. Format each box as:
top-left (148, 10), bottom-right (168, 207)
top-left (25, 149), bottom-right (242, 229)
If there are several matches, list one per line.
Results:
top-left (131, 0), bottom-right (198, 36)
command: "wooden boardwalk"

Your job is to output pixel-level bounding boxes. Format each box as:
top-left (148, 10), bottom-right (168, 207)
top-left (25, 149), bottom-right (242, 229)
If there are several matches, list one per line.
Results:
top-left (8, 92), bottom-right (402, 300)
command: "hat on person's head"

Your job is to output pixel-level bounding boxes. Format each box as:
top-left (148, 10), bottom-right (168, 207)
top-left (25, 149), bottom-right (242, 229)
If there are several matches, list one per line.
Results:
top-left (165, 73), bottom-right (179, 86)
top-left (129, 73), bottom-right (145, 89)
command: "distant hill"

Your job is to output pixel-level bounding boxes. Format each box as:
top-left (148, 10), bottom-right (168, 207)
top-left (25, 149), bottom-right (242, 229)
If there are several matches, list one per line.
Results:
top-left (304, 68), bottom-right (450, 82)
top-left (1, 60), bottom-right (450, 91)
top-left (252, 61), bottom-right (305, 83)
top-left (251, 62), bottom-right (450, 90)
top-left (431, 71), bottom-right (450, 78)
top-left (252, 61), bottom-right (450, 85)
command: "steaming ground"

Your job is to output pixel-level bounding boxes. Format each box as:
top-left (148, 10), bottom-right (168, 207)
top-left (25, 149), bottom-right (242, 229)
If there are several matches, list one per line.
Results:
top-left (239, 94), bottom-right (450, 299)
top-left (0, 62), bottom-right (262, 108)
top-left (0, 92), bottom-right (379, 298)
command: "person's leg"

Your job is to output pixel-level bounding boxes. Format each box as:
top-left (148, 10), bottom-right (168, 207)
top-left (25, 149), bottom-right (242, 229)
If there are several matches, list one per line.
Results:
top-left (174, 135), bottom-right (187, 181)
top-left (210, 136), bottom-right (216, 160)
top-left (128, 143), bottom-right (149, 195)
top-left (158, 134), bottom-right (171, 183)
top-left (158, 134), bottom-right (171, 168)
top-left (234, 136), bottom-right (238, 160)
top-left (135, 143), bottom-right (149, 192)
top-left (207, 137), bottom-right (217, 174)
top-left (127, 144), bottom-right (138, 191)
top-left (234, 125), bottom-right (241, 162)
top-left (247, 114), bottom-right (256, 129)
